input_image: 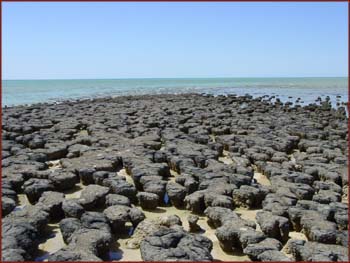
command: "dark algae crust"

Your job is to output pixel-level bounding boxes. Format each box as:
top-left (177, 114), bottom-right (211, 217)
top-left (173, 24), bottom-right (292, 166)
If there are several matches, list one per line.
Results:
top-left (1, 93), bottom-right (348, 261)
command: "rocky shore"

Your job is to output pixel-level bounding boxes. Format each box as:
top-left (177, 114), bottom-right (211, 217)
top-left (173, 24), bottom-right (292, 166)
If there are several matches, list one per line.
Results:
top-left (2, 93), bottom-right (348, 262)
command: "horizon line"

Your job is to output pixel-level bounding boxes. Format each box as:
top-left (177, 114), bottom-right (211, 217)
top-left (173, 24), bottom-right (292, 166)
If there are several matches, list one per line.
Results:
top-left (3, 76), bottom-right (348, 81)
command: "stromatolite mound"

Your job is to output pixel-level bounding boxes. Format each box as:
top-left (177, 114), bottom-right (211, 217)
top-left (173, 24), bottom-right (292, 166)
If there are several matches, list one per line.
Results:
top-left (140, 227), bottom-right (213, 261)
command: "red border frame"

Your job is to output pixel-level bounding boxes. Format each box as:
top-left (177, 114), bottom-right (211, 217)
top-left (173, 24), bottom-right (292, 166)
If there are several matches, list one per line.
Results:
top-left (0, 1), bottom-right (349, 263)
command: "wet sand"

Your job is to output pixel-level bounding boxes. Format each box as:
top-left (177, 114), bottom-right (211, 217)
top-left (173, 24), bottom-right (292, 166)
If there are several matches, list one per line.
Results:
top-left (253, 170), bottom-right (271, 186)
top-left (35, 224), bottom-right (66, 261)
top-left (64, 183), bottom-right (84, 199)
top-left (218, 150), bottom-right (234, 165)
top-left (17, 193), bottom-right (30, 209)
top-left (117, 168), bottom-right (134, 186)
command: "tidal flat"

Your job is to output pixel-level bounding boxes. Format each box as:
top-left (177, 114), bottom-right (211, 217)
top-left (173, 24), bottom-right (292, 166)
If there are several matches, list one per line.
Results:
top-left (2, 93), bottom-right (348, 262)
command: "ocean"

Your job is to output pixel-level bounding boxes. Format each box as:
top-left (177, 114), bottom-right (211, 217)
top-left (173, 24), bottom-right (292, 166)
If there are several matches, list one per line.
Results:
top-left (2, 77), bottom-right (347, 107)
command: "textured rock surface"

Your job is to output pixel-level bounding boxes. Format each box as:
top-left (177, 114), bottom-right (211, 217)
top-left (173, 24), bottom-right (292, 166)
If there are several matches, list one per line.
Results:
top-left (2, 93), bottom-right (348, 261)
top-left (140, 227), bottom-right (213, 261)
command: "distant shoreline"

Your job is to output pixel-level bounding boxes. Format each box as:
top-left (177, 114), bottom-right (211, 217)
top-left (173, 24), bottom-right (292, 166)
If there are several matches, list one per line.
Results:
top-left (2, 77), bottom-right (348, 107)
top-left (2, 92), bottom-right (347, 111)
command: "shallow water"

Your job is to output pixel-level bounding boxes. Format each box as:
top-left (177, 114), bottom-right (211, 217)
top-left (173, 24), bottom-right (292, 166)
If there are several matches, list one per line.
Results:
top-left (2, 77), bottom-right (347, 107)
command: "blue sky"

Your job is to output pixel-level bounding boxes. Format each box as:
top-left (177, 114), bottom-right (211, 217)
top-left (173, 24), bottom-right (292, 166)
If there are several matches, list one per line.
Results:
top-left (2, 2), bottom-right (348, 79)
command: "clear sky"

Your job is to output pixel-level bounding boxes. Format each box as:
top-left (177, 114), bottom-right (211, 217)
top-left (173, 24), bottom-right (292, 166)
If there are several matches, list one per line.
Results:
top-left (2, 2), bottom-right (348, 80)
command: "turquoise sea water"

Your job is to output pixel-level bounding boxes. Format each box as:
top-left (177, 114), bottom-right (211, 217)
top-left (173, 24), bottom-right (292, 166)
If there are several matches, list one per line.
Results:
top-left (2, 77), bottom-right (347, 107)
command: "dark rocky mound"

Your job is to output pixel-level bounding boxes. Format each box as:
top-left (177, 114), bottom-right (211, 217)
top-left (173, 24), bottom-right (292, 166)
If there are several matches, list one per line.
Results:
top-left (140, 227), bottom-right (213, 261)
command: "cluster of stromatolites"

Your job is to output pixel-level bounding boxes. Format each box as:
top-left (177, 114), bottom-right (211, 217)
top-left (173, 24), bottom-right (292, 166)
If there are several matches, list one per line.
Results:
top-left (2, 93), bottom-right (348, 262)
